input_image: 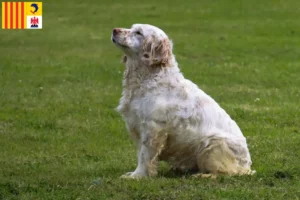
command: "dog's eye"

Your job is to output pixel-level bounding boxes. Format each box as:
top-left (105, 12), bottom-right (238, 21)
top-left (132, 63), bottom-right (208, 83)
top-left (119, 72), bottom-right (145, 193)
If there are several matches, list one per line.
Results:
top-left (135, 31), bottom-right (142, 36)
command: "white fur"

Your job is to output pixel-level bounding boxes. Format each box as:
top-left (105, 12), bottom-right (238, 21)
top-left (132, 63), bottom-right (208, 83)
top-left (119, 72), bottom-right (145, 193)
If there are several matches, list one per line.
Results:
top-left (112, 24), bottom-right (254, 178)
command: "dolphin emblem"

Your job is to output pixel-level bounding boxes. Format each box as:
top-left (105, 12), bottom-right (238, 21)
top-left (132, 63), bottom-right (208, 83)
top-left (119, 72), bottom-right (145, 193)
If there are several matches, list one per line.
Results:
top-left (30, 3), bottom-right (39, 14)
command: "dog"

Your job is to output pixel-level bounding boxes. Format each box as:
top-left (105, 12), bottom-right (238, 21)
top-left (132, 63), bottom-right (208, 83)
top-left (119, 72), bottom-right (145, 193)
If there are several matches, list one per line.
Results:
top-left (111, 24), bottom-right (254, 178)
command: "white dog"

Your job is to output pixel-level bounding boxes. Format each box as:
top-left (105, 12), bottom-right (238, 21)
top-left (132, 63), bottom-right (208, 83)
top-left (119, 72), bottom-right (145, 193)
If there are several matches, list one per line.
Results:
top-left (111, 24), bottom-right (254, 178)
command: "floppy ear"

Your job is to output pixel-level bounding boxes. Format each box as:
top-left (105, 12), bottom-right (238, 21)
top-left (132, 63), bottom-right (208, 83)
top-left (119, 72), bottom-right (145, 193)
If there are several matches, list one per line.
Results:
top-left (142, 36), bottom-right (172, 67)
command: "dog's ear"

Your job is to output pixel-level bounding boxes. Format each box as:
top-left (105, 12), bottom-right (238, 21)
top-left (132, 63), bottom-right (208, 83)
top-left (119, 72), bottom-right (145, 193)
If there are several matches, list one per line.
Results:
top-left (142, 36), bottom-right (172, 67)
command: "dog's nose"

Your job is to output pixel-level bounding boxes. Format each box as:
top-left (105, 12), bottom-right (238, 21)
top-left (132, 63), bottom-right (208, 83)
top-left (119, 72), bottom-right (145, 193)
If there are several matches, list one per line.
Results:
top-left (113, 28), bottom-right (120, 36)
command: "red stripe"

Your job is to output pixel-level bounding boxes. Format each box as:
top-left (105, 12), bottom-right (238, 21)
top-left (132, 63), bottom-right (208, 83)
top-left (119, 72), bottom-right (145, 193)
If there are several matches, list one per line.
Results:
top-left (16, 2), bottom-right (19, 29)
top-left (21, 2), bottom-right (24, 29)
top-left (10, 2), bottom-right (13, 29)
top-left (5, 2), bottom-right (8, 29)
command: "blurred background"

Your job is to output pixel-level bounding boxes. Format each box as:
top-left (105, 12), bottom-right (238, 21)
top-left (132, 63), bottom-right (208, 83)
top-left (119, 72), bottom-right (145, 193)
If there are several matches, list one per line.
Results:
top-left (0, 0), bottom-right (299, 199)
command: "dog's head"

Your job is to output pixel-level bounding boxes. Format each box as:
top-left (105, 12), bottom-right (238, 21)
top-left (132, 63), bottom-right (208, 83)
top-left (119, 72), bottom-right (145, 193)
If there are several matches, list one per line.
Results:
top-left (111, 24), bottom-right (173, 67)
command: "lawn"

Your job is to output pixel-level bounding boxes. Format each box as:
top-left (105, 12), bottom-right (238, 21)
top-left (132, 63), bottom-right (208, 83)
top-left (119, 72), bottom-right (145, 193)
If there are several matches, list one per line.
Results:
top-left (0, 0), bottom-right (300, 199)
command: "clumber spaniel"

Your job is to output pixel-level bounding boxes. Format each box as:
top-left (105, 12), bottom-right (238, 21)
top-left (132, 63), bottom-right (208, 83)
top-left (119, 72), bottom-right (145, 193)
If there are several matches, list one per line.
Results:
top-left (111, 24), bottom-right (254, 178)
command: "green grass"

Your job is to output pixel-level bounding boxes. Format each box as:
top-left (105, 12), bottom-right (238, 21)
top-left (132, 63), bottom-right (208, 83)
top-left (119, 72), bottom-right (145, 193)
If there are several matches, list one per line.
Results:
top-left (0, 0), bottom-right (300, 199)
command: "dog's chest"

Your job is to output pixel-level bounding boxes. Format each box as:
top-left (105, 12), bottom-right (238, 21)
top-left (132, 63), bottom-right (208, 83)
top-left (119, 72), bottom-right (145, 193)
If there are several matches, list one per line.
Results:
top-left (117, 91), bottom-right (146, 132)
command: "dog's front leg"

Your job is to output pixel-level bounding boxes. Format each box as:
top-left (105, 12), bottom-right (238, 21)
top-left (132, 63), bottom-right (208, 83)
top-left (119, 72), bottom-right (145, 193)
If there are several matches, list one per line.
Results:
top-left (120, 136), bottom-right (156, 179)
top-left (120, 124), bottom-right (167, 179)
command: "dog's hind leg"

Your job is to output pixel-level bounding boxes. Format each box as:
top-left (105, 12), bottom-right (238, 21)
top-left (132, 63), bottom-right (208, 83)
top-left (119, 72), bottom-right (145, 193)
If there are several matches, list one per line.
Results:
top-left (194, 137), bottom-right (254, 177)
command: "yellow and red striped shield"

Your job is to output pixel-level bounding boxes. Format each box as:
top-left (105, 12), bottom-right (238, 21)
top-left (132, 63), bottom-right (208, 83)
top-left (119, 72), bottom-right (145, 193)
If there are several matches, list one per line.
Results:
top-left (2, 2), bottom-right (42, 29)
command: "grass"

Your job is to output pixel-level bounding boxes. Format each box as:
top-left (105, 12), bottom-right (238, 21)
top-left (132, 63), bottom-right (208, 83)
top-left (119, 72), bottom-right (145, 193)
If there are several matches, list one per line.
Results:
top-left (0, 0), bottom-right (300, 199)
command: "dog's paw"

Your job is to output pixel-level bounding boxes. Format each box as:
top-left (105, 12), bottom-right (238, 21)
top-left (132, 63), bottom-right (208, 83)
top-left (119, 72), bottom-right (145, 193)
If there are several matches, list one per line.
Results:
top-left (191, 173), bottom-right (217, 179)
top-left (120, 172), bottom-right (134, 179)
top-left (120, 172), bottom-right (147, 179)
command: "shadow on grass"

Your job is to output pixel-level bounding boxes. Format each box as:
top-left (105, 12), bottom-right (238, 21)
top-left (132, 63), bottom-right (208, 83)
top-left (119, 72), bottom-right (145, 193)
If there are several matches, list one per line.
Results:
top-left (159, 168), bottom-right (199, 179)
